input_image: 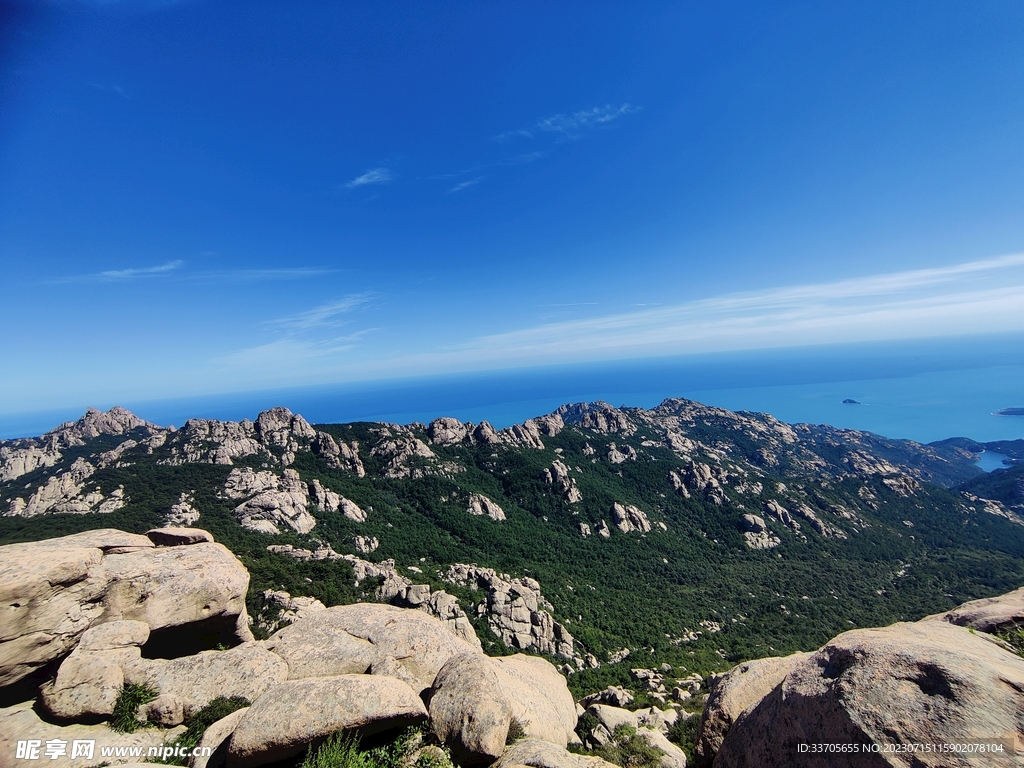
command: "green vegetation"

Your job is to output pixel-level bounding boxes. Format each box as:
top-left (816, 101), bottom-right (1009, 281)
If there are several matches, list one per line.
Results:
top-left (579, 725), bottom-right (664, 768)
top-left (300, 728), bottom-right (450, 768)
top-left (4, 410), bottom-right (1024, 695)
top-left (153, 696), bottom-right (252, 765)
top-left (505, 717), bottom-right (527, 745)
top-left (110, 682), bottom-right (159, 733)
top-left (995, 626), bottom-right (1024, 658)
top-left (666, 714), bottom-right (700, 762)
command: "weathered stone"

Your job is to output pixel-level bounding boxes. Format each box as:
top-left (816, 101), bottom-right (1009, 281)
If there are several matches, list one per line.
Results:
top-left (0, 700), bottom-right (184, 768)
top-left (146, 528), bottom-right (215, 546)
top-left (192, 707), bottom-right (248, 768)
top-left (467, 493), bottom-right (507, 521)
top-left (122, 643), bottom-right (287, 719)
top-left (429, 653), bottom-right (577, 766)
top-left (263, 603), bottom-right (479, 693)
top-left (227, 675), bottom-right (426, 768)
top-left (934, 586), bottom-right (1024, 633)
top-left (709, 621), bottom-right (1024, 767)
top-left (636, 729), bottom-right (687, 768)
top-left (694, 652), bottom-right (809, 764)
top-left (0, 533), bottom-right (250, 689)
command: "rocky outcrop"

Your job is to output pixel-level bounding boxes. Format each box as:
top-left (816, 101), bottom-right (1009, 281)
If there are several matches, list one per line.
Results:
top-left (353, 535), bottom-right (379, 553)
top-left (468, 493), bottom-right (507, 521)
top-left (543, 461), bottom-right (582, 504)
top-left (606, 443), bottom-right (637, 464)
top-left (371, 427), bottom-right (460, 479)
top-left (224, 468), bottom-right (318, 534)
top-left (698, 616), bottom-right (1024, 767)
top-left (500, 415), bottom-right (564, 450)
top-left (428, 653), bottom-right (577, 766)
top-left (263, 603), bottom-right (480, 694)
top-left (165, 492), bottom-right (201, 525)
top-left (146, 527), bottom-right (214, 546)
top-left (443, 564), bottom-right (574, 659)
top-left (933, 586), bottom-right (1024, 633)
top-left (610, 503), bottom-right (651, 533)
top-left (557, 403), bottom-right (635, 435)
top-left (739, 514), bottom-right (779, 550)
top-left (0, 530), bottom-right (251, 689)
top-left (227, 675), bottom-right (427, 768)
top-left (5, 457), bottom-right (126, 517)
top-left (429, 417), bottom-right (471, 445)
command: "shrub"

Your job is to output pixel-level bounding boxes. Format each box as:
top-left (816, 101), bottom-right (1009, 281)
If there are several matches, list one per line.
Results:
top-left (505, 717), bottom-right (528, 745)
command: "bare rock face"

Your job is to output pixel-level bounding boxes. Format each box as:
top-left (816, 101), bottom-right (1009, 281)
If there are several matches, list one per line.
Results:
top-left (5, 457), bottom-right (127, 517)
top-left (611, 503), bottom-right (652, 533)
top-left (353, 535), bottom-right (379, 553)
top-left (312, 431), bottom-right (365, 476)
top-left (934, 586), bottom-right (1024, 633)
top-left (490, 738), bottom-right (619, 768)
top-left (0, 700), bottom-right (184, 768)
top-left (225, 468), bottom-right (317, 534)
top-left (705, 620), bottom-right (1024, 768)
top-left (428, 417), bottom-right (470, 445)
top-left (443, 564), bottom-right (574, 658)
top-left (227, 675), bottom-right (427, 768)
top-left (263, 603), bottom-right (480, 693)
top-left (165, 492), bottom-right (201, 525)
top-left (740, 514), bottom-right (780, 550)
top-left (694, 652), bottom-right (809, 764)
top-left (467, 493), bottom-right (507, 521)
top-left (606, 443), bottom-right (638, 464)
top-left (125, 644), bottom-right (287, 721)
top-left (146, 527), bottom-right (214, 546)
top-left (193, 707), bottom-right (248, 768)
top-left (428, 653), bottom-right (578, 766)
top-left (543, 460), bottom-right (582, 503)
top-left (40, 620), bottom-right (151, 719)
top-left (0, 531), bottom-right (251, 689)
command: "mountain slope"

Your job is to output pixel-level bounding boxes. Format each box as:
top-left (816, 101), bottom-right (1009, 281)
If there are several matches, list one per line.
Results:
top-left (2, 399), bottom-right (1023, 685)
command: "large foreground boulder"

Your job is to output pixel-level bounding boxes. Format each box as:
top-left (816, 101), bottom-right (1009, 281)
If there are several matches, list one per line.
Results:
top-left (428, 653), bottom-right (578, 766)
top-left (0, 700), bottom-right (184, 768)
top-left (702, 620), bottom-right (1024, 767)
top-left (226, 675), bottom-right (427, 768)
top-left (694, 652), bottom-right (809, 764)
top-left (0, 530), bottom-right (251, 690)
top-left (263, 603), bottom-right (480, 692)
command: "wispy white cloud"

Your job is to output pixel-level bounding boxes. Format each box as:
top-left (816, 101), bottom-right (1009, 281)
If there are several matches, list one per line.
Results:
top-left (536, 103), bottom-right (640, 137)
top-left (199, 267), bottom-right (338, 283)
top-left (322, 253), bottom-right (1024, 382)
top-left (90, 83), bottom-right (130, 99)
top-left (496, 103), bottom-right (640, 143)
top-left (270, 294), bottom-right (372, 331)
top-left (57, 260), bottom-right (184, 283)
top-left (346, 167), bottom-right (393, 188)
top-left (449, 177), bottom-right (485, 193)
top-left (494, 128), bottom-right (535, 142)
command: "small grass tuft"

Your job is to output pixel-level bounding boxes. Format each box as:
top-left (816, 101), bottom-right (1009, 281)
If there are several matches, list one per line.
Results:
top-left (111, 683), bottom-right (159, 733)
top-left (505, 717), bottom-right (528, 745)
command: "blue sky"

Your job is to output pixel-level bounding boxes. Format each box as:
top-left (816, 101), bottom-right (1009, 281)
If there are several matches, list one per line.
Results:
top-left (2, 1), bottom-right (1024, 414)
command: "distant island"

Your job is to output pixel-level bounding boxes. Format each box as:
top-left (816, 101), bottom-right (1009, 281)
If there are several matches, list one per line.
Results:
top-left (842, 398), bottom-right (861, 404)
top-left (996, 407), bottom-right (1024, 417)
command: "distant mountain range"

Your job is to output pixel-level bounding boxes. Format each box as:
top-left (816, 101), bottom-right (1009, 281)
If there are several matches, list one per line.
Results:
top-left (2, 399), bottom-right (1023, 688)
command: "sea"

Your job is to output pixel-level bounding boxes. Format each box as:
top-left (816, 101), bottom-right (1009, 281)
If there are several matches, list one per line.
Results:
top-left (2, 334), bottom-right (1022, 466)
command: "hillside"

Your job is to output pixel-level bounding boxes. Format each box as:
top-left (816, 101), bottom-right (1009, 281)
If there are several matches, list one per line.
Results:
top-left (2, 399), bottom-right (1023, 692)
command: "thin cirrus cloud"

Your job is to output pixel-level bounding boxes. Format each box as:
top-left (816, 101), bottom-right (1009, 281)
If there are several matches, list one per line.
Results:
top-left (345, 167), bottom-right (394, 188)
top-left (348, 253), bottom-right (1024, 379)
top-left (269, 293), bottom-right (372, 331)
top-left (55, 259), bottom-right (185, 283)
top-left (449, 176), bottom-right (485, 193)
top-left (495, 103), bottom-right (640, 141)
